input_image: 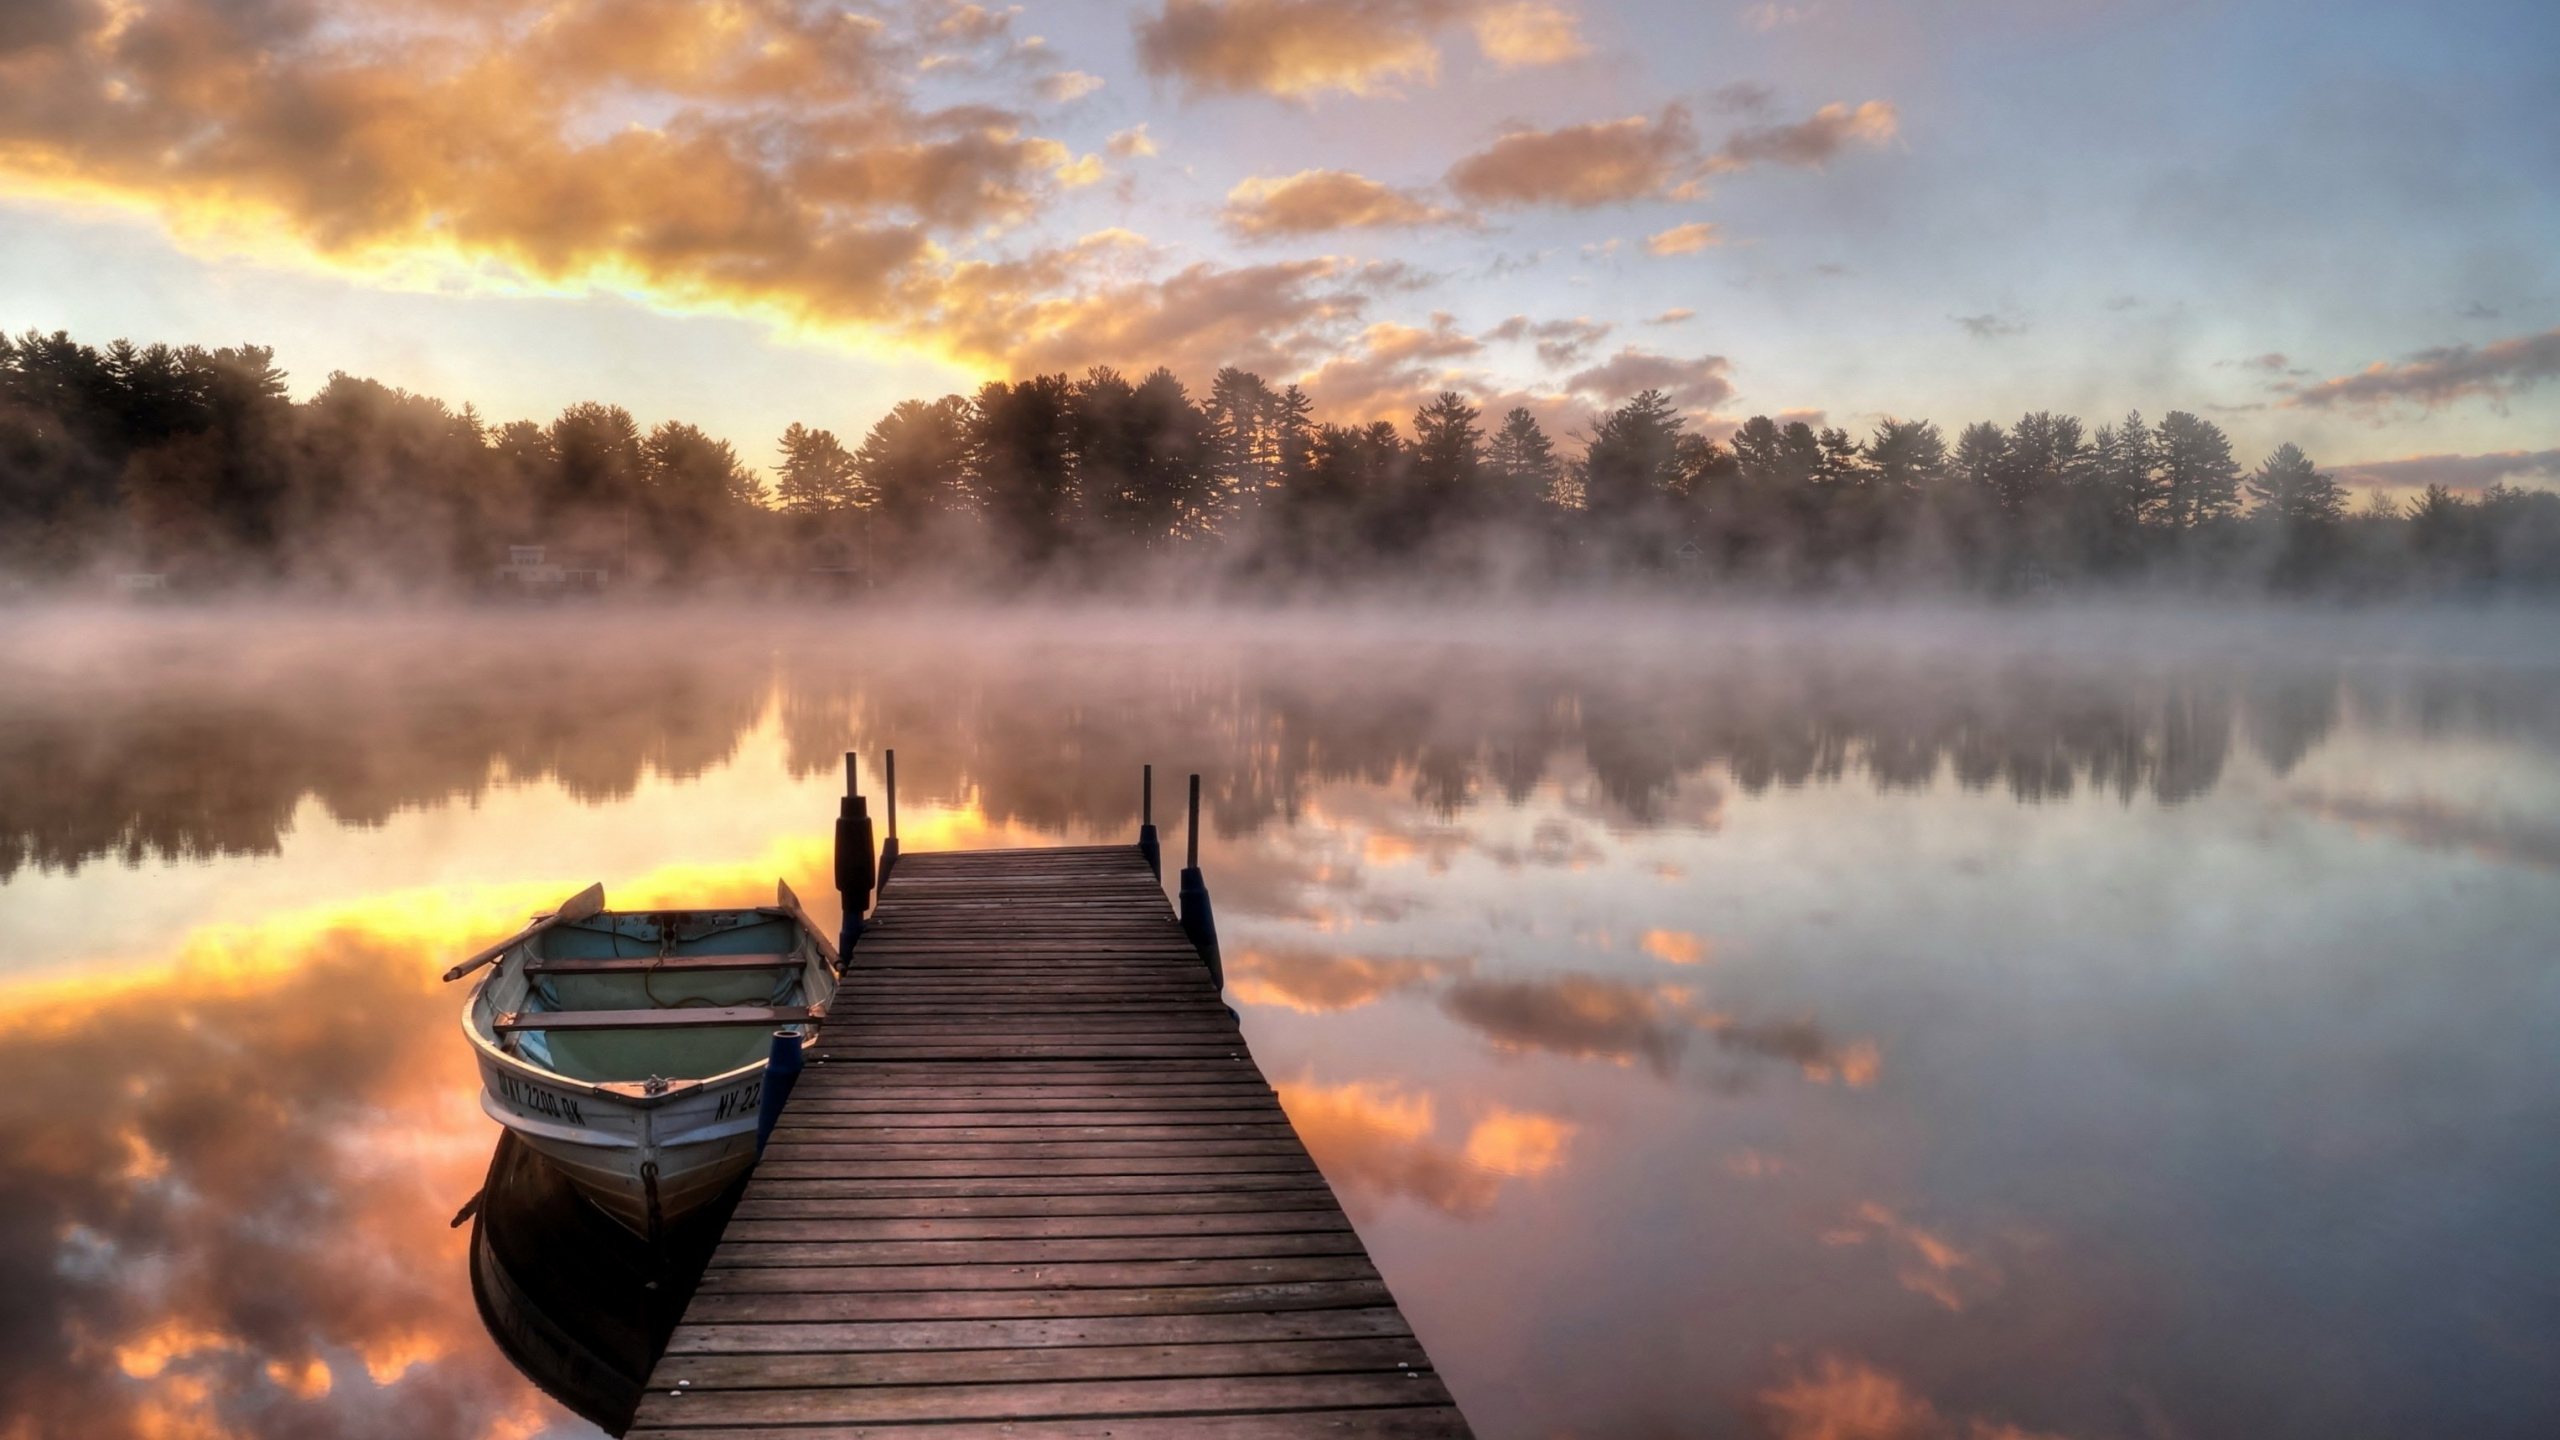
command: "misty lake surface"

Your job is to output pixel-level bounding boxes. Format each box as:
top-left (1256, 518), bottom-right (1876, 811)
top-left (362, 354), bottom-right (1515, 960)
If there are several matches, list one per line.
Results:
top-left (2, 605), bottom-right (2557, 1440)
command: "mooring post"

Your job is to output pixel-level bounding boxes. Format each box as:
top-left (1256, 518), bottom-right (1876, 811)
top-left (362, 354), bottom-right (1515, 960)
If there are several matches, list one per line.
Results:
top-left (1177, 772), bottom-right (1222, 988)
top-left (1138, 763), bottom-right (1161, 879)
top-left (834, 751), bottom-right (875, 952)
top-left (879, 748), bottom-right (900, 885)
top-left (755, 1028), bottom-right (805, 1154)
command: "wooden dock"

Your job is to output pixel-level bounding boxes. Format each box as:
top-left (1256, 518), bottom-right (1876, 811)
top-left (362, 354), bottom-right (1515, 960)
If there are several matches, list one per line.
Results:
top-left (629, 843), bottom-right (1474, 1438)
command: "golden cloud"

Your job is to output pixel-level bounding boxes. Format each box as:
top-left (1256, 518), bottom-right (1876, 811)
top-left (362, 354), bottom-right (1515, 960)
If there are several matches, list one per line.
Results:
top-left (1133, 0), bottom-right (1583, 100)
top-left (1757, 1355), bottom-right (2073, 1440)
top-left (2285, 326), bottom-right (2560, 411)
top-left (1718, 100), bottom-right (1900, 168)
top-left (0, 0), bottom-right (1277, 379)
top-left (1225, 946), bottom-right (1465, 1012)
top-left (1639, 927), bottom-right (1711, 963)
top-left (1822, 1202), bottom-right (2000, 1311)
top-left (1447, 107), bottom-right (1703, 208)
top-left (1472, 1), bottom-right (1591, 66)
top-left (0, 889), bottom-right (581, 1439)
top-left (1565, 347), bottom-right (1736, 411)
top-left (1646, 221), bottom-right (1722, 256)
top-left (1460, 1105), bottom-right (1575, 1176)
top-left (1275, 1075), bottom-right (1574, 1216)
top-left (1446, 98), bottom-right (1898, 209)
top-left (1221, 169), bottom-right (1470, 238)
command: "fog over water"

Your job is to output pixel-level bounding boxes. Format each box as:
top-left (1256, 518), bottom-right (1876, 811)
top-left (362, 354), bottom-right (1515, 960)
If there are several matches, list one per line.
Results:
top-left (1, 603), bottom-right (2556, 1440)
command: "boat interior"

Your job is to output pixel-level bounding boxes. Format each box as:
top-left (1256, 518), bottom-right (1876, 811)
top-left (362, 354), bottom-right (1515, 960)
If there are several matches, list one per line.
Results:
top-left (489, 908), bottom-right (824, 1084)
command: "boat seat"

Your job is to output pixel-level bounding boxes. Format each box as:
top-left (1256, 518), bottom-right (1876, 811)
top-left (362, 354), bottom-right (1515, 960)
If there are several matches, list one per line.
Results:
top-left (522, 952), bottom-right (801, 976)
top-left (494, 1004), bottom-right (821, 1034)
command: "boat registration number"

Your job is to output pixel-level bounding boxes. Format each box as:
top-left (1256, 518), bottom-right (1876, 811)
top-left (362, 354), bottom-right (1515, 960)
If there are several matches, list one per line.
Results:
top-left (496, 1073), bottom-right (585, 1125)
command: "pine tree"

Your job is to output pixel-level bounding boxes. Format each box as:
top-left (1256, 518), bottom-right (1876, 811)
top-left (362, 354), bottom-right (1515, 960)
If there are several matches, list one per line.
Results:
top-left (775, 423), bottom-right (858, 514)
top-left (1486, 407), bottom-right (1562, 512)
top-left (1409, 392), bottom-right (1484, 531)
top-left (2156, 411), bottom-right (2240, 532)
top-left (2245, 443), bottom-right (2344, 526)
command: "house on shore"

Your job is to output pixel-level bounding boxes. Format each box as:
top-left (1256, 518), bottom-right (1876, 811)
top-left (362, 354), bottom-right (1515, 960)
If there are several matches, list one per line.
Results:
top-left (494, 544), bottom-right (611, 593)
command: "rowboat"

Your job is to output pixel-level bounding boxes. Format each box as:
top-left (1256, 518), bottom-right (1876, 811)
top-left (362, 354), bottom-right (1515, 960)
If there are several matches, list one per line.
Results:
top-left (452, 881), bottom-right (838, 1236)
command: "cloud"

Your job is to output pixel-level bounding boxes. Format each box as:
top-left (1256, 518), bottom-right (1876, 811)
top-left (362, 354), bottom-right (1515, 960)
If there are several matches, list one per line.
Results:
top-left (1106, 124), bottom-right (1160, 157)
top-left (1134, 0), bottom-right (1584, 101)
top-left (1564, 348), bottom-right (1736, 411)
top-left (1274, 1077), bottom-right (1572, 1216)
top-left (0, 0), bottom-right (1133, 373)
top-left (1471, 1), bottom-right (1590, 66)
top-left (1221, 169), bottom-right (1469, 238)
top-left (1226, 947), bottom-right (1466, 1012)
top-left (2286, 326), bottom-right (2560, 411)
top-left (934, 247), bottom-right (1382, 380)
top-left (1447, 107), bottom-right (1702, 208)
top-left (1439, 974), bottom-right (1696, 1071)
top-left (1295, 312), bottom-right (1491, 420)
top-left (1446, 98), bottom-right (1895, 210)
top-left (2329, 449), bottom-right (2560, 494)
top-left (1039, 69), bottom-right (1106, 100)
top-left (1491, 315), bottom-right (1615, 367)
top-left (1439, 973), bottom-right (1880, 1085)
top-left (1650, 307), bottom-right (1696, 324)
top-left (1757, 1356), bottom-right (2072, 1440)
top-left (1461, 1105), bottom-right (1575, 1175)
top-left (1646, 221), bottom-right (1721, 256)
top-left (2290, 790), bottom-right (2560, 871)
top-left (1954, 313), bottom-right (2026, 340)
top-left (1708, 81), bottom-right (1777, 115)
top-left (0, 891), bottom-right (592, 1440)
top-left (934, 3), bottom-right (1019, 44)
top-left (1717, 100), bottom-right (1898, 167)
top-left (1740, 2), bottom-right (1825, 30)
top-left (1639, 928), bottom-right (1710, 963)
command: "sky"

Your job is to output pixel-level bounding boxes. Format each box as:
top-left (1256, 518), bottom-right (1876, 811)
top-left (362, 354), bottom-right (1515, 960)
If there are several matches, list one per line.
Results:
top-left (1, 0), bottom-right (2555, 492)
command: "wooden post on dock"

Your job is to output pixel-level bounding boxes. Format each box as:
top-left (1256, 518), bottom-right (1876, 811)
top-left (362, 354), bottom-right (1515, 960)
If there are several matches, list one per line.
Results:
top-left (1138, 763), bottom-right (1161, 879)
top-left (833, 752), bottom-right (874, 950)
top-left (878, 749), bottom-right (900, 884)
top-left (1177, 772), bottom-right (1222, 989)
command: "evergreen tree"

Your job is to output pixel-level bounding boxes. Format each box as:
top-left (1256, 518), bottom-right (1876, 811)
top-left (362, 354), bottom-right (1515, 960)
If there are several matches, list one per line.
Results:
top-left (1408, 392), bottom-right (1485, 536)
top-left (1486, 407), bottom-right (1562, 513)
top-left (2245, 443), bottom-right (2345, 525)
top-left (969, 375), bottom-right (1078, 563)
top-left (1581, 390), bottom-right (1684, 524)
top-left (2156, 411), bottom-right (2240, 533)
top-left (1131, 368), bottom-right (1212, 540)
top-left (855, 396), bottom-right (971, 543)
top-left (775, 424), bottom-right (858, 514)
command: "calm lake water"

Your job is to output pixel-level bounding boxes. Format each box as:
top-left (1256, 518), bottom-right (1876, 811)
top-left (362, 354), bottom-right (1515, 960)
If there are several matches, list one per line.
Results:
top-left (3, 605), bottom-right (2557, 1440)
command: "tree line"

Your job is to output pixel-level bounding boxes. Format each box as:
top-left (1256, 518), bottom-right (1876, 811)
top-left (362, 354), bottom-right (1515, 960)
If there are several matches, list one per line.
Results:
top-left (3, 326), bottom-right (2554, 594)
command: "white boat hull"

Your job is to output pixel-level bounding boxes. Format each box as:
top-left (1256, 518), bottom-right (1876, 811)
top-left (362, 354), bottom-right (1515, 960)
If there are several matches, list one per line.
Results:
top-left (473, 1049), bottom-right (771, 1233)
top-left (457, 885), bottom-right (838, 1236)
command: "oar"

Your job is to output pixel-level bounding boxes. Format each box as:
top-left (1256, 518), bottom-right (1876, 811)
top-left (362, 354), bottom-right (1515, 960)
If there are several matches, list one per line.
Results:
top-left (442, 883), bottom-right (606, 983)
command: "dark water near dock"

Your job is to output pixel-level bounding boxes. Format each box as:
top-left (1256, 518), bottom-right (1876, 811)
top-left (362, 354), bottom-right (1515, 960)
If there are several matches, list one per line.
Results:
top-left (1, 606), bottom-right (2556, 1440)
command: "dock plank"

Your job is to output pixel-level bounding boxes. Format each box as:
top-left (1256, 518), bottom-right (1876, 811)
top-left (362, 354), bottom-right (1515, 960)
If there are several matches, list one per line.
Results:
top-left (632, 845), bottom-right (1472, 1437)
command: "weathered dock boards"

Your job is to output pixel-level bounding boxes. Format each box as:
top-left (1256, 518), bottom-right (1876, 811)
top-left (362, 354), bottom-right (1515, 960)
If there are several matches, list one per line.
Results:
top-left (630, 844), bottom-right (1473, 1438)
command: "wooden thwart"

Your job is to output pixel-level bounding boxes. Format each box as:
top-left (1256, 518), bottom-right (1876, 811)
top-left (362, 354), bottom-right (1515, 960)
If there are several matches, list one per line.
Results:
top-left (494, 1004), bottom-right (818, 1033)
top-left (631, 844), bottom-right (1471, 1437)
